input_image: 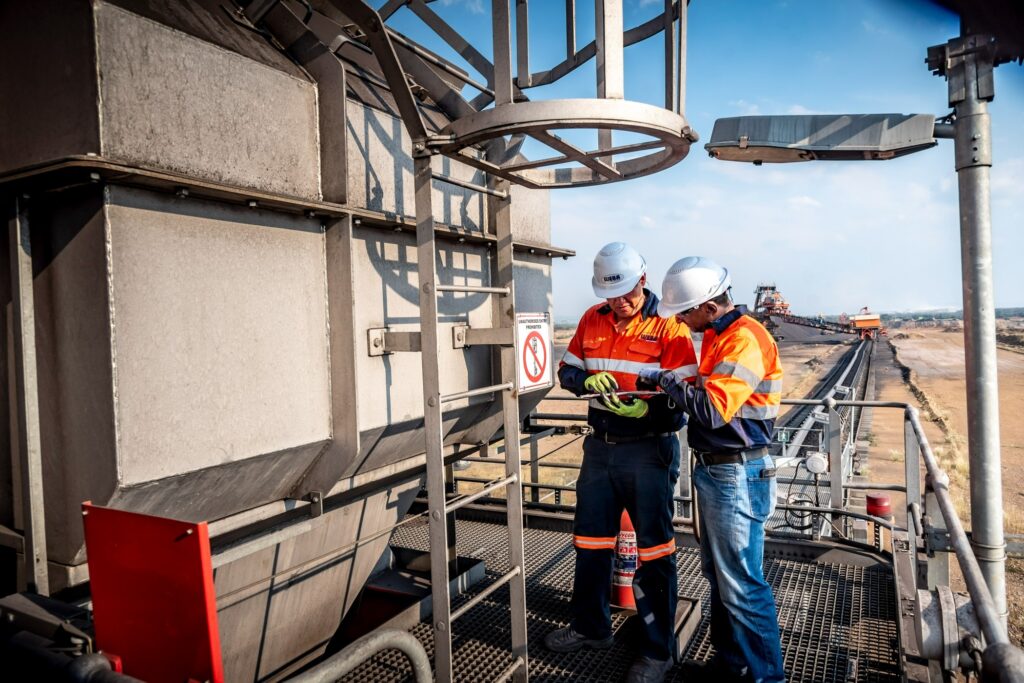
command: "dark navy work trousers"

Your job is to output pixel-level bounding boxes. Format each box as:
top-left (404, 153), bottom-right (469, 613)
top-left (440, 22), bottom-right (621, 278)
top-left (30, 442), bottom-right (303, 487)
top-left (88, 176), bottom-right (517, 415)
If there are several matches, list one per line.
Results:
top-left (569, 433), bottom-right (680, 661)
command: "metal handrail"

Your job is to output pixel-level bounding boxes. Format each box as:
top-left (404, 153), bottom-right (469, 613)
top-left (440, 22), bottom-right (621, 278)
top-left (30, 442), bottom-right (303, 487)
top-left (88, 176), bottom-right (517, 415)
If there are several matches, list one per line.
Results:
top-left (905, 405), bottom-right (1009, 646)
top-left (288, 629), bottom-right (432, 683)
top-left (473, 394), bottom-right (1017, 656)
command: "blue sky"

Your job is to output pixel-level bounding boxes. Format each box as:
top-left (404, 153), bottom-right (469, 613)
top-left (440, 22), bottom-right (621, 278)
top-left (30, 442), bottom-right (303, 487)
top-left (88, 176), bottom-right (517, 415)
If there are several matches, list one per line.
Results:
top-left (381, 1), bottom-right (1024, 321)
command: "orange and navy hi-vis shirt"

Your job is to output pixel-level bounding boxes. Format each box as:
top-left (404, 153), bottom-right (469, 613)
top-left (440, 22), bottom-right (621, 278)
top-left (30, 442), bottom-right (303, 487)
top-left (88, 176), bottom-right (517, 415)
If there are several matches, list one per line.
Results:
top-left (658, 306), bottom-right (783, 453)
top-left (558, 290), bottom-right (698, 437)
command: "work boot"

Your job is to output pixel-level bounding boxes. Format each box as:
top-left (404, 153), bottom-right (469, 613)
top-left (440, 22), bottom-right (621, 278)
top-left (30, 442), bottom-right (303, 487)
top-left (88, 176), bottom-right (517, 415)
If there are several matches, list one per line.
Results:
top-left (679, 657), bottom-right (753, 682)
top-left (625, 655), bottom-right (674, 683)
top-left (543, 626), bottom-right (614, 653)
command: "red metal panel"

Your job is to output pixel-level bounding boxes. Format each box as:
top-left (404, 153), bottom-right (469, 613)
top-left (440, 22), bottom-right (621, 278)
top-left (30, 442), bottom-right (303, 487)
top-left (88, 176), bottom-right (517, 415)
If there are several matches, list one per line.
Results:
top-left (82, 502), bottom-right (224, 683)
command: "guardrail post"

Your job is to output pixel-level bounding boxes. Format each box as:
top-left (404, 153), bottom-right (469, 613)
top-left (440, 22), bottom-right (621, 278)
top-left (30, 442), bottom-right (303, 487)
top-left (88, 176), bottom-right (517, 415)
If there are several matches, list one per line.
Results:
top-left (678, 425), bottom-right (689, 518)
top-left (826, 400), bottom-right (843, 535)
top-left (529, 435), bottom-right (540, 504)
top-left (925, 478), bottom-right (951, 590)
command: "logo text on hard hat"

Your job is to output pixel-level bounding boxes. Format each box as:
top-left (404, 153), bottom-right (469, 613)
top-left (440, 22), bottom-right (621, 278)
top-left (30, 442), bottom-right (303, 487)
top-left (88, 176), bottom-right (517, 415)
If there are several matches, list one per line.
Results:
top-left (603, 274), bottom-right (622, 282)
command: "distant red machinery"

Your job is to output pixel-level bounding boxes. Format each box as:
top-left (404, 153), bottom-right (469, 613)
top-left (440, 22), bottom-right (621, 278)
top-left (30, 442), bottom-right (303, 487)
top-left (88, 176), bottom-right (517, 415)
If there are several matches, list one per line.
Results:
top-left (847, 306), bottom-right (885, 339)
top-left (753, 283), bottom-right (791, 317)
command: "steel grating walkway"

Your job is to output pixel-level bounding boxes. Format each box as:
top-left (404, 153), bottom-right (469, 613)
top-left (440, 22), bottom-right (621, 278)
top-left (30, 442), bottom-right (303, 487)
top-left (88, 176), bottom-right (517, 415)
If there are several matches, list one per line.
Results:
top-left (339, 520), bottom-right (900, 683)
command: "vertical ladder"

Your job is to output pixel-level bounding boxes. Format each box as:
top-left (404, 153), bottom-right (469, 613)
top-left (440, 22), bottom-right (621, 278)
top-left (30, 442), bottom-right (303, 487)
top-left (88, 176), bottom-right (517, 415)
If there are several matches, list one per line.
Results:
top-left (414, 154), bottom-right (529, 682)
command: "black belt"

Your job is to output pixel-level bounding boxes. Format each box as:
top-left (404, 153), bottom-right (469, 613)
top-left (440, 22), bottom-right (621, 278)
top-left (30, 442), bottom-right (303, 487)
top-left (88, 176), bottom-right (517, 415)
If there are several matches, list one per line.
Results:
top-left (693, 446), bottom-right (768, 466)
top-left (592, 431), bottom-right (673, 444)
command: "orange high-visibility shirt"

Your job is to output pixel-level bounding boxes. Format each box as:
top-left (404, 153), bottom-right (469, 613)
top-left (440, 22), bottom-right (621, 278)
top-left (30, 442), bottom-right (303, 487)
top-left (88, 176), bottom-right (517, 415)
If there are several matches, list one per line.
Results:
top-left (558, 291), bottom-right (697, 436)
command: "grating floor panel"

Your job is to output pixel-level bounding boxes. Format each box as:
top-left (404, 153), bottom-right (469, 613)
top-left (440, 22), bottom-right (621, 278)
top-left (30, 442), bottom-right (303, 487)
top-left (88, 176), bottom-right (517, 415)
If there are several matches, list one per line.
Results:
top-left (339, 520), bottom-right (900, 683)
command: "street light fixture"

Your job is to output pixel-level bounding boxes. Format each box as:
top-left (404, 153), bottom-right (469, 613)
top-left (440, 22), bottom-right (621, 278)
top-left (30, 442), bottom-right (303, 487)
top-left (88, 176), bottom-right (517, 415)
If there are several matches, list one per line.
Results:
top-left (705, 113), bottom-right (939, 164)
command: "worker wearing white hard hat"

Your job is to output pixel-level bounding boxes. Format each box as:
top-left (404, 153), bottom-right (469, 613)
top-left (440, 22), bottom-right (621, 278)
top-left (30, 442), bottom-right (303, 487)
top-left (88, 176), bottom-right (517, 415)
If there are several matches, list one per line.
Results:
top-left (545, 242), bottom-right (698, 683)
top-left (634, 256), bottom-right (786, 683)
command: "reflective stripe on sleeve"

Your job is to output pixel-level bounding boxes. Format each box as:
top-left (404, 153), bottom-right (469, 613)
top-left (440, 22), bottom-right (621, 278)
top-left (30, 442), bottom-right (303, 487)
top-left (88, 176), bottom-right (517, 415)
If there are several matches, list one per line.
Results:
top-left (561, 350), bottom-right (585, 369)
top-left (755, 378), bottom-right (783, 393)
top-left (737, 403), bottom-right (780, 419)
top-left (584, 357), bottom-right (662, 375)
top-left (669, 364), bottom-right (699, 380)
top-left (710, 360), bottom-right (763, 390)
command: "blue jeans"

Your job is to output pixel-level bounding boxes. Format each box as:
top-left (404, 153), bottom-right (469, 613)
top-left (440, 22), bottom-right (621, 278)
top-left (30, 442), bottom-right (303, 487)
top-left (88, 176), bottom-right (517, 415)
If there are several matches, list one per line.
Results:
top-left (570, 434), bottom-right (681, 660)
top-left (694, 455), bottom-right (786, 683)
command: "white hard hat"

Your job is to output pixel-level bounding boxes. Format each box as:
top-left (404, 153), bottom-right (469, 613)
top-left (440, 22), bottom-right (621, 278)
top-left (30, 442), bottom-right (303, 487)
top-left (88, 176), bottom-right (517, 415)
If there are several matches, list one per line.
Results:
top-left (657, 256), bottom-right (732, 317)
top-left (591, 242), bottom-right (647, 298)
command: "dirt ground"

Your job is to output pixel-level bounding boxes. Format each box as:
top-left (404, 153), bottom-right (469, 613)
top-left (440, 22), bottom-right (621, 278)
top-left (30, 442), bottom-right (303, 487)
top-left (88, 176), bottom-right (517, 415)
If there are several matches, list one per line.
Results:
top-left (868, 327), bottom-right (1024, 646)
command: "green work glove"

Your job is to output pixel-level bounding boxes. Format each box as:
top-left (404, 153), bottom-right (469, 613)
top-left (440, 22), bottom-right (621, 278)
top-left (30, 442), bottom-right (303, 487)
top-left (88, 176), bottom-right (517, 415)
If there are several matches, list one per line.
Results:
top-left (603, 396), bottom-right (649, 419)
top-left (584, 371), bottom-right (618, 395)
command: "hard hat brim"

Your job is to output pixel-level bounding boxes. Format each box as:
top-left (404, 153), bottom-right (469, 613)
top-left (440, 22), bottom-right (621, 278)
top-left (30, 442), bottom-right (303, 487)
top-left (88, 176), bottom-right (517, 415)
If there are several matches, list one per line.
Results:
top-left (592, 275), bottom-right (641, 299)
top-left (655, 274), bottom-right (732, 318)
top-left (656, 299), bottom-right (687, 318)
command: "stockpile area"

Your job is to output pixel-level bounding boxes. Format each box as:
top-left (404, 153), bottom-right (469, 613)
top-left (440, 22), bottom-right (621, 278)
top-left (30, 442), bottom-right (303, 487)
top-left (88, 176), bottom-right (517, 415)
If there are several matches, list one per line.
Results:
top-left (864, 325), bottom-right (1024, 645)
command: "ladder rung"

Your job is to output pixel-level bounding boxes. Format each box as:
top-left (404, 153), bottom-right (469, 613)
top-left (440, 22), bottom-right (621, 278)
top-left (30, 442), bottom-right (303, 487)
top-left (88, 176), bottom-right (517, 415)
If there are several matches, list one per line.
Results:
top-left (436, 284), bottom-right (510, 295)
top-left (494, 657), bottom-right (526, 683)
top-left (450, 566), bottom-right (522, 622)
top-left (431, 172), bottom-right (508, 199)
top-left (441, 382), bottom-right (513, 403)
top-left (445, 474), bottom-right (518, 514)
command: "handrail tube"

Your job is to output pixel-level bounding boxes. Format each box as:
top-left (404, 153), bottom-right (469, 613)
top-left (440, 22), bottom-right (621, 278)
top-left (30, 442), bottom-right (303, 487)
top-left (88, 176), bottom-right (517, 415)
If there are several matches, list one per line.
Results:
top-left (494, 656), bottom-right (526, 683)
top-left (451, 567), bottom-right (522, 622)
top-left (774, 503), bottom-right (898, 531)
top-left (288, 629), bottom-right (432, 683)
top-left (441, 382), bottom-right (513, 403)
top-left (906, 406), bottom-right (1009, 646)
top-left (784, 341), bottom-right (867, 459)
top-left (459, 456), bottom-right (582, 470)
top-left (529, 413), bottom-right (587, 421)
top-left (446, 474), bottom-right (518, 513)
top-left (436, 284), bottom-right (511, 295)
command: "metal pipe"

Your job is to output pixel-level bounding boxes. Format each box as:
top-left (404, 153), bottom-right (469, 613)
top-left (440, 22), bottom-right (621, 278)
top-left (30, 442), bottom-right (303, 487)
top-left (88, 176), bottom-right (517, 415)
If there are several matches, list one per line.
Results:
top-left (436, 284), bottom-right (510, 294)
top-left (784, 340), bottom-right (867, 459)
top-left (906, 406), bottom-right (1008, 646)
top-left (385, 27), bottom-right (494, 95)
top-left (441, 382), bottom-right (513, 403)
top-left (445, 474), bottom-right (518, 513)
top-left (528, 412), bottom-right (586, 421)
top-left (450, 566), bottom-right (521, 622)
top-left (431, 172), bottom-right (508, 198)
top-left (8, 196), bottom-right (49, 596)
top-left (952, 32), bottom-right (1007, 626)
top-left (287, 629), bottom-right (432, 683)
top-left (774, 503), bottom-right (898, 531)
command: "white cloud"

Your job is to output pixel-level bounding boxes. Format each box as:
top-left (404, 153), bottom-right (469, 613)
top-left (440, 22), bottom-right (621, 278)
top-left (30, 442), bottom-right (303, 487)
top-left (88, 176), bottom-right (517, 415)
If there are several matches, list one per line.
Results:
top-left (438, 0), bottom-right (484, 14)
top-left (729, 99), bottom-right (761, 116)
top-left (861, 20), bottom-right (891, 36)
top-left (786, 104), bottom-right (824, 115)
top-left (787, 195), bottom-right (822, 208)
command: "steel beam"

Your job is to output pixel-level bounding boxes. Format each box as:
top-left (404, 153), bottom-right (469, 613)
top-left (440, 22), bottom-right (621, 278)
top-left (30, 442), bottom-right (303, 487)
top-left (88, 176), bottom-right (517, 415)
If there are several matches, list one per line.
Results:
top-left (492, 0), bottom-right (514, 105)
top-left (414, 154), bottom-right (455, 680)
top-left (8, 197), bottom-right (49, 595)
top-left (515, 0), bottom-right (530, 88)
top-left (827, 401), bottom-right (844, 534)
top-left (489, 174), bottom-right (530, 682)
top-left (595, 0), bottom-right (624, 152)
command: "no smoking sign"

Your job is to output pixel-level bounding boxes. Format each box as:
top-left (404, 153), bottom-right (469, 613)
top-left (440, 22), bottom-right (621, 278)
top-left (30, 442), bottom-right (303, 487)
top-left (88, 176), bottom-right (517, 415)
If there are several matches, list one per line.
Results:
top-left (516, 313), bottom-right (553, 393)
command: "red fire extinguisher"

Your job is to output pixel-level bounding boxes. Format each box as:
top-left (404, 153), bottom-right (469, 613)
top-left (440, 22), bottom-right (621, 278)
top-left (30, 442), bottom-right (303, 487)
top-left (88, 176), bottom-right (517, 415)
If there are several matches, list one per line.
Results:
top-left (612, 510), bottom-right (639, 610)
